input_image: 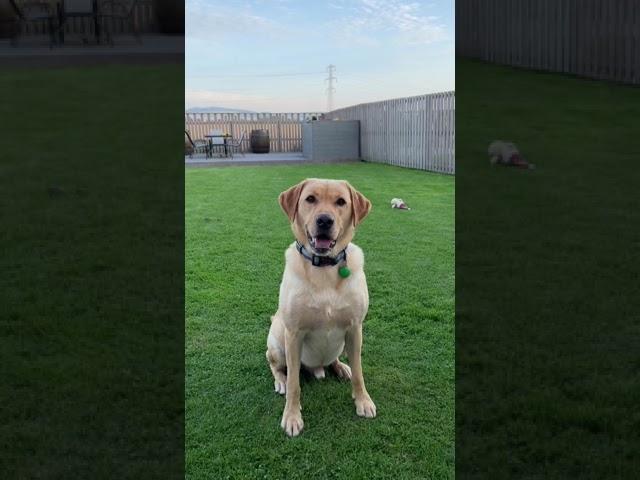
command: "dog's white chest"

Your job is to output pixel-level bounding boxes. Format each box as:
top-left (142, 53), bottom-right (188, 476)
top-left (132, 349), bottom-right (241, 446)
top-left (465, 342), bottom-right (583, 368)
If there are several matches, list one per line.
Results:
top-left (301, 327), bottom-right (346, 368)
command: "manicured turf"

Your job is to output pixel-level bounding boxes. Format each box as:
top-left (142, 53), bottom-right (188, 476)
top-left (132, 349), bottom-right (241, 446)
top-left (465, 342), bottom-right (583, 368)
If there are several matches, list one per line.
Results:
top-left (0, 65), bottom-right (184, 477)
top-left (456, 59), bottom-right (640, 478)
top-left (186, 163), bottom-right (454, 479)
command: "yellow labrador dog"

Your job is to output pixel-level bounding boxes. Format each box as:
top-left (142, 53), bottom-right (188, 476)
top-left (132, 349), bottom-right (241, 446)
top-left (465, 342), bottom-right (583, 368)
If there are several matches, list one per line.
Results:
top-left (266, 178), bottom-right (376, 437)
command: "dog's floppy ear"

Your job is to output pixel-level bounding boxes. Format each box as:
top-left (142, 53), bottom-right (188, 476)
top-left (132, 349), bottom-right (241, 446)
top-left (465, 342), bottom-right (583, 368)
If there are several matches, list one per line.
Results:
top-left (347, 182), bottom-right (372, 226)
top-left (279, 180), bottom-right (307, 222)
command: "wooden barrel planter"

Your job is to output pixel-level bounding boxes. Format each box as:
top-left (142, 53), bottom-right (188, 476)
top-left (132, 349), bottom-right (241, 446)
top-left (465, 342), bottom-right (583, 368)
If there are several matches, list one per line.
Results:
top-left (250, 129), bottom-right (270, 153)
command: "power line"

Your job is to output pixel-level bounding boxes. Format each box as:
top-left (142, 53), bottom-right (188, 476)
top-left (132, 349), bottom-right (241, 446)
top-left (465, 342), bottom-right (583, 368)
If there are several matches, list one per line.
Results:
top-left (189, 71), bottom-right (325, 79)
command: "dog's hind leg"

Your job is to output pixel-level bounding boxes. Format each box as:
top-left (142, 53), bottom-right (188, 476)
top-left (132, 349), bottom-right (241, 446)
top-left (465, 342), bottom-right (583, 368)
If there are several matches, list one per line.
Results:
top-left (330, 359), bottom-right (352, 380)
top-left (330, 347), bottom-right (352, 380)
top-left (266, 343), bottom-right (287, 395)
top-left (267, 316), bottom-right (288, 394)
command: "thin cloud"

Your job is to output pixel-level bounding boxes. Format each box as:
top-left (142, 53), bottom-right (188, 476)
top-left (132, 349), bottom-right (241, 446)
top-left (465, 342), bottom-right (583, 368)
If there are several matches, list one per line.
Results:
top-left (186, 0), bottom-right (281, 41)
top-left (327, 0), bottom-right (447, 46)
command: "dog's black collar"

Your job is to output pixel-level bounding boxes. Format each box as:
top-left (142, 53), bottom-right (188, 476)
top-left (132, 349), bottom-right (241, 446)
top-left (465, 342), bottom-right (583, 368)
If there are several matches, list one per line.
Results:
top-left (295, 240), bottom-right (347, 267)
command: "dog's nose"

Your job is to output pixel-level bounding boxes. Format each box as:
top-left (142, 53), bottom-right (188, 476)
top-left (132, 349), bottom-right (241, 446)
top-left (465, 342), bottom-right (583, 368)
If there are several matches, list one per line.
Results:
top-left (316, 214), bottom-right (334, 229)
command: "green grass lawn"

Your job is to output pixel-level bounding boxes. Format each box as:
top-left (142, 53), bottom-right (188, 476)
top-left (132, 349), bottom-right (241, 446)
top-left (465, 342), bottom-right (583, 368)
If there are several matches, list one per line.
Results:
top-left (0, 65), bottom-right (184, 477)
top-left (456, 59), bottom-right (640, 478)
top-left (186, 163), bottom-right (454, 479)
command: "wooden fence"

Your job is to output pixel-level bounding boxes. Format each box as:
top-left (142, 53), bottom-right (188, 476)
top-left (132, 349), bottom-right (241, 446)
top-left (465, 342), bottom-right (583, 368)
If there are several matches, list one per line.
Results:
top-left (184, 112), bottom-right (323, 153)
top-left (456, 0), bottom-right (640, 84)
top-left (327, 92), bottom-right (455, 174)
top-left (15, 0), bottom-right (157, 36)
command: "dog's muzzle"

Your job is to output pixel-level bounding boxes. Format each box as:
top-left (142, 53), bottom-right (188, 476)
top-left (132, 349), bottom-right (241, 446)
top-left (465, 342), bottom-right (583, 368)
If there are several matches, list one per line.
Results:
top-left (307, 230), bottom-right (336, 254)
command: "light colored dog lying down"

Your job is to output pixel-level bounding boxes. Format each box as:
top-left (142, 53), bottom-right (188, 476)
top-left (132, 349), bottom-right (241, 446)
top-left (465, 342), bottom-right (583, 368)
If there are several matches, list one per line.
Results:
top-left (488, 140), bottom-right (535, 169)
top-left (266, 178), bottom-right (376, 437)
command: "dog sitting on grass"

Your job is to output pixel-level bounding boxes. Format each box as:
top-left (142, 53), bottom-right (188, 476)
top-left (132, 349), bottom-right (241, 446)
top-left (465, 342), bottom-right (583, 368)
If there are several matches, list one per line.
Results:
top-left (267, 179), bottom-right (376, 437)
top-left (488, 140), bottom-right (535, 169)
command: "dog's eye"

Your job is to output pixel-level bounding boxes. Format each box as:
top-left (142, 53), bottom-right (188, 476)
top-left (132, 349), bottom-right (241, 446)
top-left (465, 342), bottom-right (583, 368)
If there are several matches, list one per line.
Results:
top-left (336, 198), bottom-right (346, 206)
top-left (305, 195), bottom-right (316, 203)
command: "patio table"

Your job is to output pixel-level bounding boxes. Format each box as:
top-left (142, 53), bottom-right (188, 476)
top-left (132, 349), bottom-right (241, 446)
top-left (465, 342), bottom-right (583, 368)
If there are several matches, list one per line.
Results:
top-left (204, 133), bottom-right (232, 158)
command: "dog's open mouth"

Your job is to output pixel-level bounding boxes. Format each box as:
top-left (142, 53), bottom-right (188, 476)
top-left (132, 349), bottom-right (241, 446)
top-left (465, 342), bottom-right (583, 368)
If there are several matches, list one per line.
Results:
top-left (307, 231), bottom-right (336, 254)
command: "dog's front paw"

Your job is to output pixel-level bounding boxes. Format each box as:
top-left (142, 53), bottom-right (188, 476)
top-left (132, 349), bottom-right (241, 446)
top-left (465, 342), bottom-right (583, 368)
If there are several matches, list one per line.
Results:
top-left (281, 409), bottom-right (304, 437)
top-left (355, 395), bottom-right (377, 418)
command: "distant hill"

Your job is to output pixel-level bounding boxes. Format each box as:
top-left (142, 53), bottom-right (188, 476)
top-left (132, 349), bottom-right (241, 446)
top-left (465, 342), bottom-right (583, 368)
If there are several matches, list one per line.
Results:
top-left (186, 107), bottom-right (256, 114)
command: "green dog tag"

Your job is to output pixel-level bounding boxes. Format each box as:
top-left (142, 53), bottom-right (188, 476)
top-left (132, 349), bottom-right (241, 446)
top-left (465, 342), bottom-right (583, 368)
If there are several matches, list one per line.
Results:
top-left (338, 266), bottom-right (351, 278)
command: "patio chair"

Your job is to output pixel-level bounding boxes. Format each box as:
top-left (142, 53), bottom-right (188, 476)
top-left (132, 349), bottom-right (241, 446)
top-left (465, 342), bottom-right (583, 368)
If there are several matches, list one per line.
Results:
top-left (8, 0), bottom-right (57, 47)
top-left (185, 130), bottom-right (210, 158)
top-left (227, 132), bottom-right (246, 158)
top-left (98, 0), bottom-right (147, 45)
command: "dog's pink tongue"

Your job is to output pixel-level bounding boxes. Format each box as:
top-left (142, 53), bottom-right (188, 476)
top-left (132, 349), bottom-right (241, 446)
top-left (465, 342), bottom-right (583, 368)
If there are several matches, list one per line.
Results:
top-left (315, 238), bottom-right (332, 249)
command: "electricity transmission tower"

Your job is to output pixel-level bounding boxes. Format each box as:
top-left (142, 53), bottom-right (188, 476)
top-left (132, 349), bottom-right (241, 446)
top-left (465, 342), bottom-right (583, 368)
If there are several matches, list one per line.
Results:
top-left (325, 65), bottom-right (336, 112)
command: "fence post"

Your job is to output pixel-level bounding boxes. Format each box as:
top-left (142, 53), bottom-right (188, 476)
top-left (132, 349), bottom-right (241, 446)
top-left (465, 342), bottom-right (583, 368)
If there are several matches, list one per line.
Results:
top-left (277, 117), bottom-right (282, 153)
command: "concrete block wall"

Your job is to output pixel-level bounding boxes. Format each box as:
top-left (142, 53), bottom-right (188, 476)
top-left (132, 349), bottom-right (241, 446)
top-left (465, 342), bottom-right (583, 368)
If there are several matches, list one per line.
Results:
top-left (302, 120), bottom-right (360, 161)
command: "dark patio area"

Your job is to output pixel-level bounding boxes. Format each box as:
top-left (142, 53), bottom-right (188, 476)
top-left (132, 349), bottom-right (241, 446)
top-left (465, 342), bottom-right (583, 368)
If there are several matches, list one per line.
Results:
top-left (185, 152), bottom-right (359, 168)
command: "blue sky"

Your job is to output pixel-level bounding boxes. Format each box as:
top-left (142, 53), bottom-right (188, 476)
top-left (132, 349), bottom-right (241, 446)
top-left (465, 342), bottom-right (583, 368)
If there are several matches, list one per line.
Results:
top-left (186, 0), bottom-right (454, 112)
